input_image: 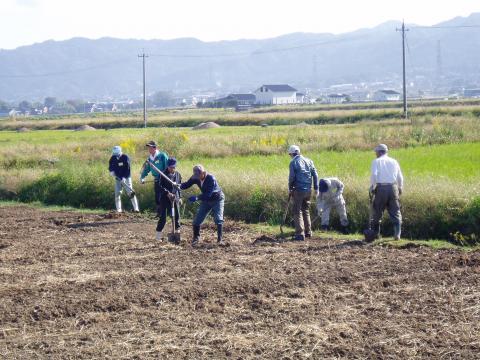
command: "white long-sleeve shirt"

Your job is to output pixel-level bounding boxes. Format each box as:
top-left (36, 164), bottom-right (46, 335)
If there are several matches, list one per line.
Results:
top-left (370, 154), bottom-right (404, 189)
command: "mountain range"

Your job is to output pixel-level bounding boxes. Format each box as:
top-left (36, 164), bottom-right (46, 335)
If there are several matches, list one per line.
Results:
top-left (1, 13), bottom-right (480, 101)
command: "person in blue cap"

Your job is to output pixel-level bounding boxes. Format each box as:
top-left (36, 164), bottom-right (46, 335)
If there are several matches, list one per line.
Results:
top-left (180, 164), bottom-right (225, 246)
top-left (108, 145), bottom-right (139, 213)
top-left (155, 157), bottom-right (182, 242)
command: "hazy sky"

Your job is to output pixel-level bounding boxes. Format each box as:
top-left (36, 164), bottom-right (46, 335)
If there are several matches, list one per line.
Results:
top-left (1, 0), bottom-right (478, 49)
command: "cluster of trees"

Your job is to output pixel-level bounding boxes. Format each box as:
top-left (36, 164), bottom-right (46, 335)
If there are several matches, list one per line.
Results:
top-left (0, 90), bottom-right (182, 117)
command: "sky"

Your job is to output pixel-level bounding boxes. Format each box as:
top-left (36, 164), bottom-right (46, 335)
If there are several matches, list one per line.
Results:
top-left (1, 0), bottom-right (479, 49)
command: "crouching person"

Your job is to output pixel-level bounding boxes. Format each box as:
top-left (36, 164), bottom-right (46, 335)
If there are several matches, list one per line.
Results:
top-left (180, 165), bottom-right (225, 246)
top-left (156, 158), bottom-right (182, 242)
top-left (109, 146), bottom-right (139, 213)
top-left (317, 178), bottom-right (349, 234)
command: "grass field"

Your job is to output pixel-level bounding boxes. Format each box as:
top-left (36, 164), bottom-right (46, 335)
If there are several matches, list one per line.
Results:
top-left (1, 111), bottom-right (479, 241)
top-left (1, 101), bottom-right (480, 130)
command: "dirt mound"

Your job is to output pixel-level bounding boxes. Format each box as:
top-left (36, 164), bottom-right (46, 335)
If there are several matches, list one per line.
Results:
top-left (295, 122), bottom-right (310, 127)
top-left (16, 127), bottom-right (31, 132)
top-left (192, 122), bottom-right (220, 130)
top-left (74, 125), bottom-right (96, 131)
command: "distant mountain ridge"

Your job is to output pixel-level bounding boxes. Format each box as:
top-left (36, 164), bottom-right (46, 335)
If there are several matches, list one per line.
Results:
top-left (1, 13), bottom-right (480, 101)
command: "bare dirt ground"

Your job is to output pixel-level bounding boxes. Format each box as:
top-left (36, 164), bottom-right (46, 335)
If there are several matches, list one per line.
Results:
top-left (0, 205), bottom-right (479, 359)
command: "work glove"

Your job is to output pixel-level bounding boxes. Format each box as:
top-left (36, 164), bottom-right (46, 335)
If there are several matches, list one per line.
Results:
top-left (109, 171), bottom-right (116, 177)
top-left (188, 195), bottom-right (197, 203)
top-left (140, 178), bottom-right (145, 185)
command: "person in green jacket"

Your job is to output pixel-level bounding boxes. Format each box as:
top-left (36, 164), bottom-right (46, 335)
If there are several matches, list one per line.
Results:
top-left (140, 140), bottom-right (169, 206)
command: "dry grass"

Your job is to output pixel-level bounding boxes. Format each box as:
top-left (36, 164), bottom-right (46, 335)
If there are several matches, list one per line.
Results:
top-left (1, 205), bottom-right (479, 358)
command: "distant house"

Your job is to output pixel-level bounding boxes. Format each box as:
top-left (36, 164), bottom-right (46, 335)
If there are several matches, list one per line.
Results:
top-left (463, 89), bottom-right (480, 98)
top-left (327, 93), bottom-right (350, 104)
top-left (296, 92), bottom-right (306, 104)
top-left (214, 93), bottom-right (256, 107)
top-left (254, 84), bottom-right (297, 105)
top-left (374, 90), bottom-right (401, 102)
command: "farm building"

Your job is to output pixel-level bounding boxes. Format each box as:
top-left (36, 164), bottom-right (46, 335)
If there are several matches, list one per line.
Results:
top-left (254, 84), bottom-right (297, 105)
top-left (374, 90), bottom-right (401, 102)
top-left (214, 93), bottom-right (256, 107)
top-left (326, 93), bottom-right (350, 104)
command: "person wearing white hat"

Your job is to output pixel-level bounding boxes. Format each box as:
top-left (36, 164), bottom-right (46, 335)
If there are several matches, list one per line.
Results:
top-left (368, 143), bottom-right (403, 241)
top-left (108, 145), bottom-right (139, 213)
top-left (288, 145), bottom-right (319, 241)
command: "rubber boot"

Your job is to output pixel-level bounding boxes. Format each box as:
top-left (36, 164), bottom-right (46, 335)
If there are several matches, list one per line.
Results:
top-left (321, 225), bottom-right (329, 231)
top-left (192, 225), bottom-right (200, 246)
top-left (217, 224), bottom-right (225, 246)
top-left (341, 225), bottom-right (349, 235)
top-left (115, 195), bottom-right (122, 213)
top-left (393, 223), bottom-right (401, 240)
top-left (131, 196), bottom-right (140, 212)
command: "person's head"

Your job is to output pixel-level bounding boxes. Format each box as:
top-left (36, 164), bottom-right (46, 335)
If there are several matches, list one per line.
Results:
top-left (192, 164), bottom-right (206, 181)
top-left (288, 145), bottom-right (301, 157)
top-left (319, 178), bottom-right (331, 193)
top-left (112, 145), bottom-right (122, 157)
top-left (167, 157), bottom-right (177, 174)
top-left (145, 140), bottom-right (157, 155)
top-left (374, 143), bottom-right (388, 158)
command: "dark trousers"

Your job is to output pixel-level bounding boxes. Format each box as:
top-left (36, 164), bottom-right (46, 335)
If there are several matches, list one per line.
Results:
top-left (370, 184), bottom-right (402, 232)
top-left (154, 180), bottom-right (161, 206)
top-left (156, 197), bottom-right (180, 232)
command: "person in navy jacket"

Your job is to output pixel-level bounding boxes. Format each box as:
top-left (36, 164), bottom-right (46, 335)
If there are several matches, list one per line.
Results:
top-left (108, 146), bottom-right (139, 213)
top-left (180, 164), bottom-right (225, 246)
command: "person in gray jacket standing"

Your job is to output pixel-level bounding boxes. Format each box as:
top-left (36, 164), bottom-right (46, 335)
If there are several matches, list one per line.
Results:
top-left (288, 145), bottom-right (319, 241)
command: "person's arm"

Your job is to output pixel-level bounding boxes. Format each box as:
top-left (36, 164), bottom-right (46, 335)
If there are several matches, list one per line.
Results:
top-left (197, 176), bottom-right (215, 201)
top-left (311, 161), bottom-right (319, 191)
top-left (180, 176), bottom-right (197, 190)
top-left (140, 160), bottom-right (150, 179)
top-left (370, 160), bottom-right (377, 188)
top-left (396, 161), bottom-right (404, 194)
top-left (108, 157), bottom-right (116, 177)
top-left (288, 161), bottom-right (295, 191)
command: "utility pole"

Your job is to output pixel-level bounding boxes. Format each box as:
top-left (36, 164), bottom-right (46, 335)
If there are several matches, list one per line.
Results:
top-left (138, 51), bottom-right (149, 128)
top-left (396, 21), bottom-right (409, 120)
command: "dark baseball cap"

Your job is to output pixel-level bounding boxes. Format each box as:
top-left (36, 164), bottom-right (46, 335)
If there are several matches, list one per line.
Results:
top-left (145, 140), bottom-right (157, 148)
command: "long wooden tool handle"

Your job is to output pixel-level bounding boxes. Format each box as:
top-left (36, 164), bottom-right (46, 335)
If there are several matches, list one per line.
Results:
top-left (147, 160), bottom-right (180, 189)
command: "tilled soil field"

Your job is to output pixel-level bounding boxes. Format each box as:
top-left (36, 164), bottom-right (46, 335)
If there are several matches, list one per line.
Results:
top-left (0, 205), bottom-right (479, 359)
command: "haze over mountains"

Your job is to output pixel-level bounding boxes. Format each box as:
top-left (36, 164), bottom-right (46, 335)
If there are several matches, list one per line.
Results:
top-left (1, 13), bottom-right (480, 101)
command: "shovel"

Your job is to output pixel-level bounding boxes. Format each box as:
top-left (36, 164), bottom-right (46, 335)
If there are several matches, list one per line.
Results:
top-left (167, 198), bottom-right (181, 244)
top-left (116, 177), bottom-right (136, 199)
